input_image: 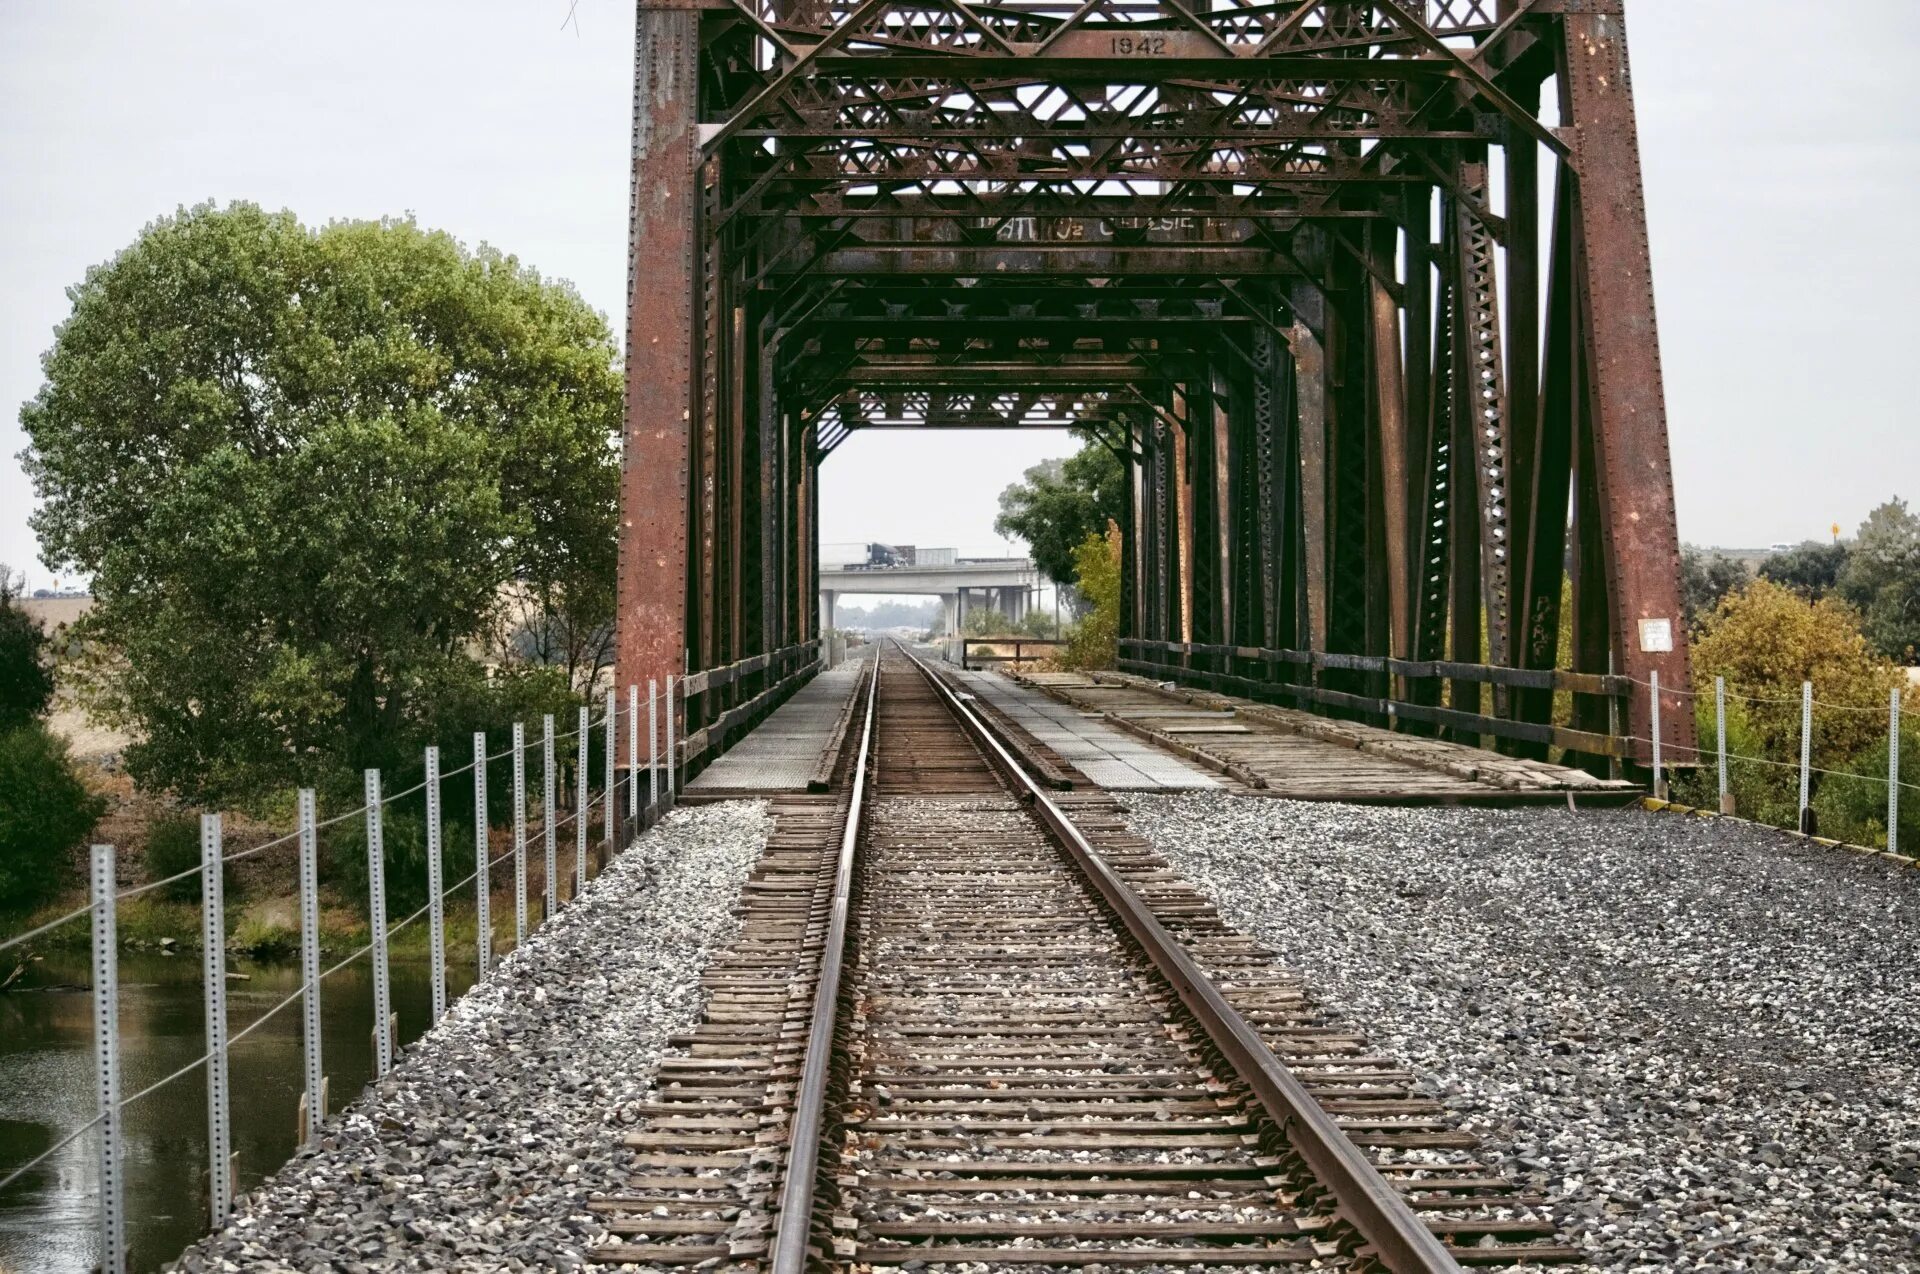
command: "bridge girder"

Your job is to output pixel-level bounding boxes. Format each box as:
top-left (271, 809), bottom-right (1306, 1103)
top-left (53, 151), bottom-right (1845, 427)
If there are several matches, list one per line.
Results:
top-left (618, 0), bottom-right (1695, 766)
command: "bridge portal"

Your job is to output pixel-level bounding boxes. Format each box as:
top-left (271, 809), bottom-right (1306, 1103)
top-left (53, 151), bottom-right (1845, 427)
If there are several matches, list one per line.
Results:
top-left (615, 0), bottom-right (1695, 769)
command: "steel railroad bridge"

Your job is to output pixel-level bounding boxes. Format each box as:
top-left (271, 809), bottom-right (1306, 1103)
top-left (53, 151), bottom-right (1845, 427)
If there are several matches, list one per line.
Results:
top-left (614, 0), bottom-right (1694, 773)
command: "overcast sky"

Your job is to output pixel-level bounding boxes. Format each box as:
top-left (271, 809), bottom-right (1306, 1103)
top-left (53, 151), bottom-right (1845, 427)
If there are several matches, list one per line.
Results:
top-left (3, 1), bottom-right (1915, 592)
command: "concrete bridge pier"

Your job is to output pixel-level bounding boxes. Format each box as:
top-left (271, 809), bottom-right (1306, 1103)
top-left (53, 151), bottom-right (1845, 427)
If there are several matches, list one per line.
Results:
top-left (821, 590), bottom-right (836, 633)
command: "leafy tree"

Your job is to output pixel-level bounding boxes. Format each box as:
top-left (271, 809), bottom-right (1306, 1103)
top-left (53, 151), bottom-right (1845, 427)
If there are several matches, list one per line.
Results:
top-left (1682, 580), bottom-right (1905, 827)
top-left (1058, 523), bottom-right (1122, 671)
top-left (1837, 498), bottom-right (1920, 663)
top-left (0, 724), bottom-right (106, 910)
top-left (0, 569), bottom-right (55, 732)
top-left (994, 440), bottom-right (1125, 588)
top-left (1679, 545), bottom-right (1751, 629)
top-left (19, 203), bottom-right (621, 803)
top-left (1757, 540), bottom-right (1849, 600)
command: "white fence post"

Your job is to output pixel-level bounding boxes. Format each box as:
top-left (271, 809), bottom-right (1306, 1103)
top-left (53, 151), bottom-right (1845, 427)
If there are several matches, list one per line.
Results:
top-left (1716, 676), bottom-right (1732, 814)
top-left (425, 746), bottom-right (446, 1022)
top-left (364, 770), bottom-right (392, 1077)
top-left (605, 688), bottom-right (619, 856)
top-left (1649, 670), bottom-right (1664, 799)
top-left (200, 813), bottom-right (232, 1224)
top-left (648, 679), bottom-right (660, 818)
top-left (1890, 688), bottom-right (1903, 858)
top-left (542, 714), bottom-right (557, 920)
top-left (576, 705), bottom-right (589, 898)
top-left (297, 790), bottom-right (323, 1139)
top-left (473, 732), bottom-right (491, 976)
top-left (90, 845), bottom-right (125, 1274)
top-left (1799, 680), bottom-right (1814, 834)
top-left (665, 676), bottom-right (677, 802)
top-left (628, 683), bottom-right (641, 822)
top-left (512, 723), bottom-right (527, 946)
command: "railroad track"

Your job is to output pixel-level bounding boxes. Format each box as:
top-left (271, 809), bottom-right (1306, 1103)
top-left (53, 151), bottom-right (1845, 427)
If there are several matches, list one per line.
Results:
top-left (594, 642), bottom-right (1577, 1271)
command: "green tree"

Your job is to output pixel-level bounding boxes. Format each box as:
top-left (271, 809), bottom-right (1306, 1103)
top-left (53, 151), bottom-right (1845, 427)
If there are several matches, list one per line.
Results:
top-left (1758, 540), bottom-right (1849, 600)
top-left (1681, 579), bottom-right (1905, 827)
top-left (0, 569), bottom-right (55, 731)
top-left (0, 725), bottom-right (106, 910)
top-left (19, 203), bottom-right (621, 803)
top-left (994, 440), bottom-right (1125, 589)
top-left (1679, 545), bottom-right (1751, 629)
top-left (1058, 523), bottom-right (1122, 671)
top-left (1837, 498), bottom-right (1920, 663)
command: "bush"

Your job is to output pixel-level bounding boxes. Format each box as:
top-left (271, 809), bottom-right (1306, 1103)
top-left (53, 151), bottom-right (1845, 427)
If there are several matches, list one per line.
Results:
top-left (1811, 725), bottom-right (1920, 851)
top-left (141, 814), bottom-right (238, 903)
top-left (325, 807), bottom-right (470, 922)
top-left (1684, 580), bottom-right (1906, 826)
top-left (0, 723), bottom-right (105, 910)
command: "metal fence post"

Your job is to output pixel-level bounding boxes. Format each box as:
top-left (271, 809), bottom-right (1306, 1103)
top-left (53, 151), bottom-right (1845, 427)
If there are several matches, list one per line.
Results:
top-left (1716, 676), bottom-right (1733, 815)
top-left (543, 713), bottom-right (557, 921)
top-left (628, 683), bottom-right (641, 821)
top-left (605, 689), bottom-right (619, 857)
top-left (425, 746), bottom-right (446, 1023)
top-left (200, 813), bottom-right (232, 1225)
top-left (512, 723), bottom-right (527, 946)
top-left (297, 791), bottom-right (323, 1140)
top-left (1649, 670), bottom-right (1664, 799)
top-left (1799, 680), bottom-right (1815, 834)
top-left (364, 770), bottom-right (392, 1077)
top-left (90, 844), bottom-right (125, 1274)
top-left (1606, 652), bottom-right (1623, 782)
top-left (665, 676), bottom-right (677, 802)
top-left (576, 705), bottom-right (589, 898)
top-left (648, 679), bottom-right (660, 818)
top-left (473, 732), bottom-right (490, 976)
top-left (1890, 688), bottom-right (1903, 858)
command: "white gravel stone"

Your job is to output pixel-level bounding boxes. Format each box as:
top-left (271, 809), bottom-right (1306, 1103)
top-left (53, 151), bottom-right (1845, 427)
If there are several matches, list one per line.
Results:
top-left (1121, 795), bottom-right (1920, 1272)
top-left (169, 800), bottom-right (770, 1273)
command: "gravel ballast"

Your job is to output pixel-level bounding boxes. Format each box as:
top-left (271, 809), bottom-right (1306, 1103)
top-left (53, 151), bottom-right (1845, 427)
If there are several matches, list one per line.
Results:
top-left (1121, 796), bottom-right (1920, 1271)
top-left (171, 800), bottom-right (771, 1273)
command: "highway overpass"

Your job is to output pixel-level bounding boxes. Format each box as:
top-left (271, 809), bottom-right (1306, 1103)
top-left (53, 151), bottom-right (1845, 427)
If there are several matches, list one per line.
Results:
top-left (822, 558), bottom-right (1041, 636)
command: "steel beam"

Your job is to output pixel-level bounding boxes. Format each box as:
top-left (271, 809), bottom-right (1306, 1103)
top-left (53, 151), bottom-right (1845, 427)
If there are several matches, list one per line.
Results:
top-left (617, 4), bottom-right (702, 699)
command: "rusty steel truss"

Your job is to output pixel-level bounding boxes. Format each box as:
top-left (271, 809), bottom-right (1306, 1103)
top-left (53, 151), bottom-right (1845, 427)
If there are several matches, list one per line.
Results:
top-left (616, 0), bottom-right (1695, 765)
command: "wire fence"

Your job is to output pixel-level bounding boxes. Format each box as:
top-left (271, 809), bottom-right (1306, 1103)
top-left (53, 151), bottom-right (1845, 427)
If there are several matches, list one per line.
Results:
top-left (1642, 671), bottom-right (1910, 858)
top-left (0, 675), bottom-right (698, 1274)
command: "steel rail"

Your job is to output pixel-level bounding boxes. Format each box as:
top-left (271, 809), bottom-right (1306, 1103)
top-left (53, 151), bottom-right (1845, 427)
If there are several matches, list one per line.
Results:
top-left (769, 647), bottom-right (879, 1274)
top-left (895, 639), bottom-right (1465, 1274)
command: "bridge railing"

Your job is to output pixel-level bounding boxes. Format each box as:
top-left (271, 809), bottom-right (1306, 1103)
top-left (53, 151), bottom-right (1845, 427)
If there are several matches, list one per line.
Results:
top-left (958, 636), bottom-right (1065, 671)
top-left (1118, 637), bottom-right (1631, 762)
top-left (676, 638), bottom-right (824, 779)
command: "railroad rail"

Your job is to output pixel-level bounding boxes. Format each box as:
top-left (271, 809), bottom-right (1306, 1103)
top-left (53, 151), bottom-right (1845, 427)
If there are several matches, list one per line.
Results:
top-left (593, 642), bottom-right (1578, 1270)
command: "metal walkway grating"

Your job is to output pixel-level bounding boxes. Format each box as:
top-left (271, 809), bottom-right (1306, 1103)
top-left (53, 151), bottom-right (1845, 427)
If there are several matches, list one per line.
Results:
top-left (947, 669), bottom-right (1217, 791)
top-left (686, 664), bottom-right (865, 793)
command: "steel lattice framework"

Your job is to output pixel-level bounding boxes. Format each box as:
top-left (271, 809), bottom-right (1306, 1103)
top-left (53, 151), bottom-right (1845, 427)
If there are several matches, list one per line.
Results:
top-left (617, 0), bottom-right (1695, 764)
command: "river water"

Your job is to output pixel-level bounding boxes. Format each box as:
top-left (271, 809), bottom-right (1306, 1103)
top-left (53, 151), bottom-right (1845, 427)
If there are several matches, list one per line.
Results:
top-left (0, 949), bottom-right (479, 1273)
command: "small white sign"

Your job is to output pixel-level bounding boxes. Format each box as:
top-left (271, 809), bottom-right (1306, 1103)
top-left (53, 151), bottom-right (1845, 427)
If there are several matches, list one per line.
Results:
top-left (1639, 617), bottom-right (1674, 653)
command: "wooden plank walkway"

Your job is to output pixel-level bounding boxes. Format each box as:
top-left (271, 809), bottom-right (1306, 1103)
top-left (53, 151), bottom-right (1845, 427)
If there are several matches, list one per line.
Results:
top-left (1014, 671), bottom-right (1641, 806)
